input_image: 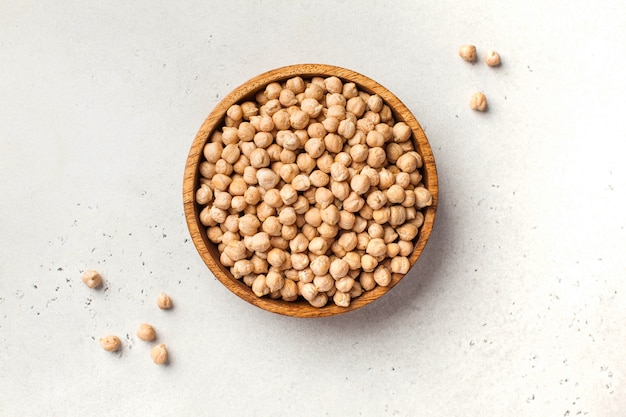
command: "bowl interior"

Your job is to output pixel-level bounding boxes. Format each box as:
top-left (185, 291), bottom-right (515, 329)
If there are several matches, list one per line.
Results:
top-left (183, 64), bottom-right (438, 318)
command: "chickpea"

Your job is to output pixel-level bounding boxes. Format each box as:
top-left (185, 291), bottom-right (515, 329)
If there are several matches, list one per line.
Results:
top-left (309, 170), bottom-right (330, 187)
top-left (366, 147), bottom-right (386, 168)
top-left (373, 265), bottom-right (392, 286)
top-left (414, 187), bottom-right (433, 208)
top-left (309, 237), bottom-right (330, 256)
top-left (459, 44), bottom-right (477, 62)
top-left (470, 92), bottom-right (488, 112)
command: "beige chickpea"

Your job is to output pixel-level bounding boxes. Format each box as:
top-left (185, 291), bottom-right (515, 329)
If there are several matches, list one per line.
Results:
top-left (199, 206), bottom-right (216, 227)
top-left (386, 184), bottom-right (406, 204)
top-left (359, 272), bottom-right (376, 291)
top-left (337, 231), bottom-right (358, 252)
top-left (287, 232), bottom-right (309, 254)
top-left (308, 237), bottom-right (330, 256)
top-left (301, 97), bottom-right (323, 118)
top-left (346, 96), bottom-right (366, 117)
top-left (386, 242), bottom-right (400, 258)
top-left (226, 104), bottom-right (243, 121)
top-left (397, 223), bottom-right (419, 241)
top-left (239, 101), bottom-right (257, 118)
top-left (325, 93), bottom-right (346, 107)
top-left (308, 292), bottom-right (328, 308)
top-left (320, 204), bottom-right (340, 226)
top-left (195, 184), bottom-right (213, 205)
top-left (373, 265), bottom-right (392, 287)
top-left (256, 168), bottom-right (280, 189)
top-left (337, 119), bottom-right (356, 139)
top-left (331, 241), bottom-right (347, 258)
top-left (231, 259), bottom-right (254, 278)
top-left (459, 44), bottom-right (477, 62)
top-left (211, 173), bottom-right (232, 191)
top-left (352, 215), bottom-right (368, 233)
top-left (207, 226), bottom-right (223, 243)
top-left (276, 163), bottom-right (297, 183)
top-left (209, 206), bottom-right (227, 223)
top-left (301, 224), bottom-right (318, 242)
top-left (247, 232), bottom-right (271, 253)
top-left (290, 110), bottom-right (309, 130)
top-left (281, 223), bottom-right (298, 240)
top-left (342, 251), bottom-right (360, 270)
top-left (252, 275), bottom-right (270, 297)
top-left (233, 155), bottom-right (250, 175)
top-left (470, 92), bottom-right (488, 111)
top-left (215, 159), bottom-right (233, 176)
top-left (249, 255), bottom-right (268, 275)
top-left (366, 94), bottom-right (383, 113)
top-left (220, 251), bottom-right (235, 267)
top-left (366, 190), bottom-right (387, 210)
top-left (270, 236), bottom-right (289, 251)
top-left (264, 82), bottom-right (282, 100)
top-left (292, 195), bottom-right (310, 215)
top-left (315, 153), bottom-right (333, 174)
top-left (389, 206), bottom-right (407, 227)
top-left (332, 291), bottom-right (350, 307)
top-left (396, 153), bottom-right (418, 173)
top-left (237, 214), bottom-right (260, 237)
top-left (253, 131), bottom-right (273, 149)
top-left (385, 142), bottom-right (404, 164)
top-left (249, 148), bottom-right (270, 168)
top-left (309, 170), bottom-right (329, 188)
top-left (286, 174), bottom-right (308, 192)
top-left (395, 172), bottom-right (411, 189)
top-left (279, 278), bottom-right (298, 302)
top-left (327, 105), bottom-right (346, 121)
top-left (221, 127), bottom-right (239, 145)
top-left (223, 240), bottom-right (247, 262)
top-left (309, 255), bottom-right (330, 276)
top-left (366, 130), bottom-right (385, 148)
top-left (366, 238), bottom-right (387, 257)
top-left (314, 187), bottom-right (334, 209)
top-left (300, 282), bottom-right (319, 301)
top-left (262, 216), bottom-right (282, 237)
top-left (359, 203), bottom-right (374, 220)
top-left (297, 268), bottom-right (313, 283)
top-left (241, 165), bottom-right (257, 185)
top-left (349, 144), bottom-right (369, 163)
top-left (485, 50), bottom-right (501, 67)
top-left (296, 153), bottom-right (316, 174)
top-left (288, 252), bottom-right (308, 271)
top-left (267, 248), bottom-right (287, 269)
top-left (356, 232), bottom-right (371, 251)
top-left (199, 161), bottom-right (216, 179)
top-left (284, 76), bottom-right (305, 94)
top-left (203, 142), bottom-right (223, 164)
top-left (322, 76), bottom-right (341, 93)
top-left (303, 137), bottom-right (325, 159)
top-left (304, 82), bottom-right (325, 100)
top-left (392, 122), bottom-right (411, 143)
top-left (337, 210), bottom-right (356, 230)
top-left (307, 122), bottom-right (327, 139)
top-left (414, 187), bottom-right (433, 208)
top-left (329, 162), bottom-right (349, 182)
top-left (367, 147), bottom-right (387, 168)
top-left (278, 88), bottom-right (297, 107)
top-left (361, 254), bottom-right (378, 272)
top-left (318, 222), bottom-right (339, 239)
top-left (350, 174), bottom-right (371, 195)
top-left (375, 169), bottom-right (393, 190)
top-left (335, 276), bottom-right (355, 294)
top-left (323, 133), bottom-right (343, 154)
top-left (255, 201), bottom-right (276, 222)
top-left (221, 144), bottom-right (240, 165)
top-left (237, 122), bottom-right (256, 142)
top-left (397, 240), bottom-right (414, 257)
top-left (390, 257), bottom-right (411, 274)
top-left (356, 117), bottom-right (375, 134)
top-left (330, 180), bottom-right (350, 200)
top-left (329, 258), bottom-right (350, 279)
top-left (343, 192), bottom-right (365, 213)
top-left (228, 178), bottom-right (247, 197)
top-left (304, 207), bottom-right (322, 227)
top-left (313, 274), bottom-right (335, 293)
top-left (262, 188), bottom-right (282, 208)
top-left (223, 214), bottom-right (240, 233)
top-left (348, 129), bottom-right (366, 147)
top-left (242, 186), bottom-right (260, 205)
top-left (221, 231), bottom-right (240, 246)
top-left (322, 116), bottom-right (340, 133)
top-left (271, 202), bottom-right (294, 224)
top-left (367, 223), bottom-right (384, 239)
top-left (340, 82), bottom-right (358, 98)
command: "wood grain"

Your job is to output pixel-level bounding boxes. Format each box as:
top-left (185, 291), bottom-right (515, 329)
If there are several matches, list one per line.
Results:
top-left (183, 64), bottom-right (438, 318)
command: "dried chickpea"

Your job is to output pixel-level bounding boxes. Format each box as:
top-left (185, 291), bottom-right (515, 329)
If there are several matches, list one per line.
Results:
top-left (470, 92), bottom-right (488, 112)
top-left (414, 187), bottom-right (433, 208)
top-left (459, 44), bottom-right (477, 62)
top-left (485, 50), bottom-right (501, 67)
top-left (373, 265), bottom-right (392, 287)
top-left (156, 292), bottom-right (173, 309)
top-left (81, 270), bottom-right (102, 288)
top-left (100, 335), bottom-right (121, 352)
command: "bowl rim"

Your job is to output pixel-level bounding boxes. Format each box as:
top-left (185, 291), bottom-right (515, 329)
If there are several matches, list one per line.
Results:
top-left (183, 63), bottom-right (438, 318)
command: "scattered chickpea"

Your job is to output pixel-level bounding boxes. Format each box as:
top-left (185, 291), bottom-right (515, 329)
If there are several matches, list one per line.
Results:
top-left (136, 323), bottom-right (156, 342)
top-left (485, 50), bottom-right (501, 67)
top-left (470, 92), bottom-right (488, 112)
top-left (81, 269), bottom-right (102, 288)
top-left (150, 344), bottom-right (168, 365)
top-left (459, 44), bottom-right (477, 62)
top-left (156, 292), bottom-right (173, 309)
top-left (99, 335), bottom-right (121, 352)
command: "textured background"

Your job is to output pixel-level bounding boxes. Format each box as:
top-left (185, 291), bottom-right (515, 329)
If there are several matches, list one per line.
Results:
top-left (1, 0), bottom-right (625, 415)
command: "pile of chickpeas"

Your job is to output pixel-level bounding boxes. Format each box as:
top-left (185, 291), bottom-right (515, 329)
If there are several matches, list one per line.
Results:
top-left (195, 75), bottom-right (432, 308)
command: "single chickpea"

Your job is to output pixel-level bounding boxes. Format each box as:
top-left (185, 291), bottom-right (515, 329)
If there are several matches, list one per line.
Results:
top-left (318, 222), bottom-right (339, 239)
top-left (220, 251), bottom-right (234, 267)
top-left (211, 173), bottom-right (232, 191)
top-left (337, 119), bottom-right (356, 139)
top-left (470, 92), bottom-right (488, 111)
top-left (304, 83), bottom-right (324, 100)
top-left (395, 172), bottom-right (411, 189)
top-left (350, 174), bottom-right (371, 195)
top-left (485, 50), bottom-right (501, 67)
top-left (324, 133), bottom-right (344, 154)
top-left (278, 206), bottom-right (297, 226)
top-left (289, 174), bottom-right (309, 192)
top-left (330, 180), bottom-right (351, 200)
top-left (279, 278), bottom-right (298, 302)
top-left (304, 207), bottom-right (322, 227)
top-left (231, 259), bottom-right (254, 278)
top-left (337, 210), bottom-right (356, 230)
top-left (361, 166), bottom-right (380, 187)
top-left (228, 178), bottom-right (247, 196)
top-left (223, 214), bottom-right (240, 233)
top-left (343, 192), bottom-right (365, 213)
top-left (207, 226), bottom-right (223, 243)
top-left (315, 187), bottom-right (334, 209)
top-left (414, 187), bottom-right (433, 208)
top-left (459, 44), bottom-right (477, 62)
top-left (267, 146), bottom-right (282, 163)
top-left (324, 76), bottom-right (343, 94)
top-left (281, 223), bottom-right (298, 240)
top-left (359, 272), bottom-right (376, 291)
top-left (356, 232), bottom-right (371, 251)
top-left (300, 282), bottom-right (318, 301)
top-left (199, 161), bottom-right (216, 179)
top-left (267, 249), bottom-right (287, 269)
top-left (327, 105), bottom-right (346, 121)
top-left (209, 206), bottom-right (227, 223)
top-left (395, 152), bottom-right (417, 172)
top-left (361, 254), bottom-right (378, 272)
top-left (100, 335), bottom-right (121, 352)
top-left (292, 195), bottom-right (310, 214)
top-left (392, 122), bottom-right (411, 143)
top-left (322, 116), bottom-right (340, 133)
top-left (313, 274), bottom-right (335, 293)
top-left (290, 109), bottom-right (310, 130)
top-left (337, 232), bottom-right (358, 252)
top-left (270, 236), bottom-right (289, 251)
top-left (331, 241), bottom-right (347, 258)
top-left (397, 223), bottom-right (419, 241)
top-left (307, 122), bottom-right (327, 139)
top-left (279, 88), bottom-right (298, 107)
top-left (221, 127), bottom-right (239, 145)
top-left (346, 96), bottom-right (366, 117)
top-left (391, 257), bottom-right (411, 274)
top-left (237, 122), bottom-right (256, 142)
top-left (350, 144), bottom-right (369, 163)
top-left (352, 215), bottom-right (368, 233)
top-left (366, 238), bottom-right (387, 257)
top-left (81, 270), bottom-right (102, 288)
top-left (341, 82), bottom-right (358, 98)
top-left (329, 258), bottom-right (350, 279)
top-left (250, 148), bottom-right (270, 168)
top-left (386, 184), bottom-right (406, 204)
top-left (277, 163), bottom-right (297, 183)
top-left (254, 131), bottom-right (274, 148)
top-left (203, 142), bottom-right (223, 163)
top-left (310, 255), bottom-right (331, 276)
top-left (321, 204), bottom-right (340, 226)
top-left (303, 137), bottom-right (325, 159)
top-left (247, 232), bottom-right (271, 253)
top-left (396, 240), bottom-right (413, 257)
top-left (309, 237), bottom-right (330, 256)
top-left (309, 170), bottom-right (330, 188)
top-left (356, 117), bottom-right (375, 134)
top-left (367, 223), bottom-right (384, 239)
top-left (366, 190), bottom-right (387, 210)
top-left (252, 275), bottom-right (270, 297)
top-left (262, 216), bottom-right (282, 237)
top-left (373, 265), bottom-right (392, 287)
top-left (367, 147), bottom-right (387, 168)
top-left (215, 159), bottom-right (233, 176)
top-left (366, 130), bottom-right (385, 148)
top-left (316, 153), bottom-right (334, 174)
top-left (199, 206), bottom-right (216, 226)
top-left (296, 153), bottom-right (317, 174)
top-left (226, 104), bottom-right (243, 121)
top-left (256, 168), bottom-right (280, 189)
top-left (277, 184), bottom-right (297, 205)
top-left (389, 206), bottom-right (407, 227)
top-left (333, 291), bottom-right (351, 307)
top-left (335, 276), bottom-right (355, 294)
top-left (375, 123), bottom-right (393, 141)
top-left (237, 214), bottom-right (260, 237)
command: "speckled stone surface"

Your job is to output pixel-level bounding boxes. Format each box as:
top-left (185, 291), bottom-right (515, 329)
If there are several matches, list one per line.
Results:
top-left (1, 1), bottom-right (625, 415)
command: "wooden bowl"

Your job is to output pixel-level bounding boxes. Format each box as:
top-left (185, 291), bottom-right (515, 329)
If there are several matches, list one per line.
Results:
top-left (183, 64), bottom-right (438, 318)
